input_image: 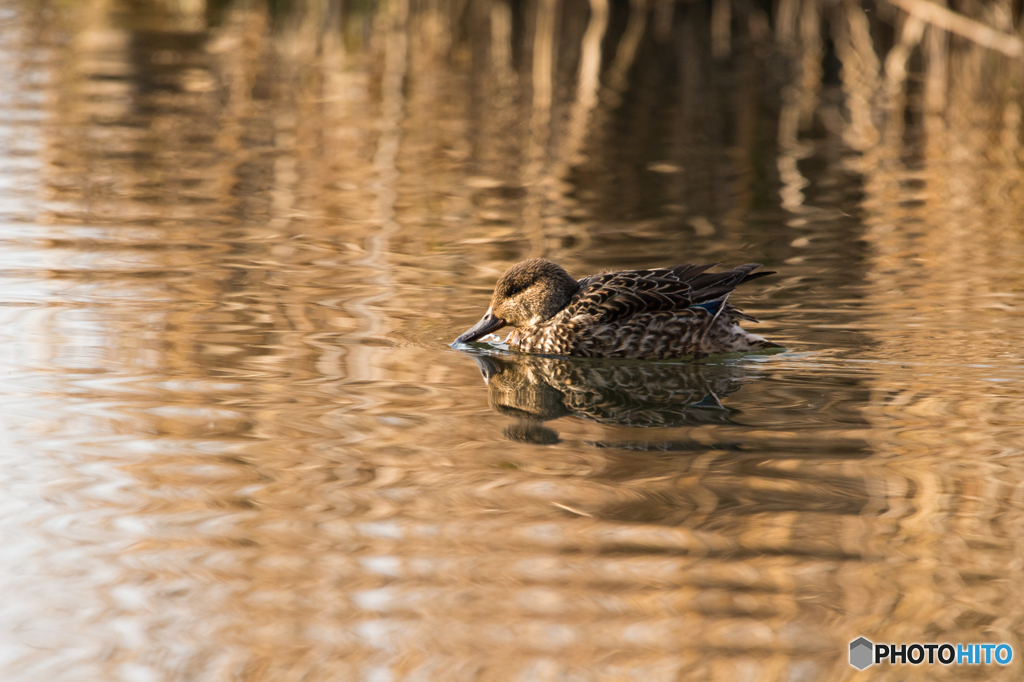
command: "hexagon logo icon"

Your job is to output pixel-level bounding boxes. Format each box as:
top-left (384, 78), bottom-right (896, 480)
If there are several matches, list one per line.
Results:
top-left (849, 637), bottom-right (874, 670)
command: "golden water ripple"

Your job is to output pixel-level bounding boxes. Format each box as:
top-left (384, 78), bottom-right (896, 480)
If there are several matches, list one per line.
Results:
top-left (1, 0), bottom-right (1024, 680)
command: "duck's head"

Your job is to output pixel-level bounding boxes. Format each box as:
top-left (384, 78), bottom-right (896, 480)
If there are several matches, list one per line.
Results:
top-left (454, 258), bottom-right (578, 344)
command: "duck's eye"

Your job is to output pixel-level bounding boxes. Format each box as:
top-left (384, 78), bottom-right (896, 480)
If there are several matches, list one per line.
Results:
top-left (501, 281), bottom-right (531, 298)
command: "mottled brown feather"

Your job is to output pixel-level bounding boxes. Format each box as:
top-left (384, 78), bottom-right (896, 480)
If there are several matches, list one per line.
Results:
top-left (457, 259), bottom-right (778, 360)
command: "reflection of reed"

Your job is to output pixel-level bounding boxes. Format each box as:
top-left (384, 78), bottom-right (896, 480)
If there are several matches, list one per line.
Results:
top-left (347, 0), bottom-right (408, 381)
top-left (781, 2), bottom-right (1024, 668)
top-left (815, 0), bottom-right (1024, 349)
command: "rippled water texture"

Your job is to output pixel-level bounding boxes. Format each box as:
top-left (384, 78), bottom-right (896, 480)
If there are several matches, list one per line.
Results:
top-left (2, 0), bottom-right (1024, 680)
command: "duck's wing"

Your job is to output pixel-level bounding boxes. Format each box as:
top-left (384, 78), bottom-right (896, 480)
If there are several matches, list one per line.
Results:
top-left (568, 263), bottom-right (773, 323)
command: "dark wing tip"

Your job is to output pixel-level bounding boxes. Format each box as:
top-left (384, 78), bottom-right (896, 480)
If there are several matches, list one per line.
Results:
top-left (739, 270), bottom-right (775, 283)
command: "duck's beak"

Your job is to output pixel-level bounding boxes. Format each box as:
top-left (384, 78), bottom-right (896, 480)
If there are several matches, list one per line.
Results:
top-left (454, 307), bottom-right (507, 344)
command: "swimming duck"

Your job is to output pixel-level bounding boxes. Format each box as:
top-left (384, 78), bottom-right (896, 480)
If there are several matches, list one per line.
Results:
top-left (454, 258), bottom-right (778, 359)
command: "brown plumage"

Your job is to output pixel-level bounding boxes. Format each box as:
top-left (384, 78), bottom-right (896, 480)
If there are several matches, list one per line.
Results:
top-left (454, 258), bottom-right (779, 360)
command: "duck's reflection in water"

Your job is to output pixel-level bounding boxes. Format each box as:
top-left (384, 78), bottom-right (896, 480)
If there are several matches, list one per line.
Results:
top-left (472, 352), bottom-right (760, 445)
top-left (469, 351), bottom-right (872, 529)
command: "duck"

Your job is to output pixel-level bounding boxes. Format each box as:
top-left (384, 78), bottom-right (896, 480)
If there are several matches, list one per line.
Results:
top-left (453, 258), bottom-right (779, 360)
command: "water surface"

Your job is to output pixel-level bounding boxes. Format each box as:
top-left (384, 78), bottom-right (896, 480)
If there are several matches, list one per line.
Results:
top-left (2, 1), bottom-right (1024, 680)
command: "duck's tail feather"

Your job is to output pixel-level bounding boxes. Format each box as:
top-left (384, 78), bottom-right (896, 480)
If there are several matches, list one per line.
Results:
top-left (689, 263), bottom-right (774, 305)
top-left (725, 304), bottom-right (760, 322)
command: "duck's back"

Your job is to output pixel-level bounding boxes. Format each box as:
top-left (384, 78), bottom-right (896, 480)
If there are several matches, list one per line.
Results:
top-left (507, 263), bottom-right (774, 359)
